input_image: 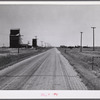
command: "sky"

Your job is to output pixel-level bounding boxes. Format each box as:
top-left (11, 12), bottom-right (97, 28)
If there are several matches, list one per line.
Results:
top-left (0, 5), bottom-right (100, 47)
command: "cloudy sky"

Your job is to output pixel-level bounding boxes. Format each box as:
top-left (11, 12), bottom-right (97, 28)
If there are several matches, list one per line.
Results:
top-left (0, 5), bottom-right (100, 47)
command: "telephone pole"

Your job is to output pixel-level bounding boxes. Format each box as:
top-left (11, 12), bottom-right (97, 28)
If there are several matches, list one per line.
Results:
top-left (45, 42), bottom-right (46, 47)
top-left (35, 36), bottom-right (37, 39)
top-left (91, 27), bottom-right (96, 51)
top-left (41, 41), bottom-right (43, 47)
top-left (80, 32), bottom-right (83, 52)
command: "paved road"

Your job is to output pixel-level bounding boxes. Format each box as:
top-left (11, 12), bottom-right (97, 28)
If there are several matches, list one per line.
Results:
top-left (0, 48), bottom-right (87, 90)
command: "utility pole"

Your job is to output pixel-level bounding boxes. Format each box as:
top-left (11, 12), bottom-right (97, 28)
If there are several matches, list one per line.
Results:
top-left (3, 43), bottom-right (4, 47)
top-left (41, 41), bottom-right (43, 47)
top-left (45, 42), bottom-right (46, 47)
top-left (18, 34), bottom-right (20, 54)
top-left (91, 27), bottom-right (96, 51)
top-left (80, 32), bottom-right (83, 52)
top-left (35, 36), bottom-right (37, 39)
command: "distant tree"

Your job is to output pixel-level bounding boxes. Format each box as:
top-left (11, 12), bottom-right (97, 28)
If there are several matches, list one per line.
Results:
top-left (68, 46), bottom-right (74, 49)
top-left (75, 45), bottom-right (80, 48)
top-left (60, 45), bottom-right (67, 48)
top-left (83, 46), bottom-right (89, 48)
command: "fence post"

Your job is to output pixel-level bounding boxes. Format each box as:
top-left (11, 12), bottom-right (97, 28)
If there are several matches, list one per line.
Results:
top-left (65, 49), bottom-right (66, 53)
top-left (92, 56), bottom-right (94, 70)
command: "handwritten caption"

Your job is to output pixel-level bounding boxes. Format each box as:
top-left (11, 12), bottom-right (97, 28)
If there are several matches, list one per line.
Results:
top-left (41, 93), bottom-right (58, 97)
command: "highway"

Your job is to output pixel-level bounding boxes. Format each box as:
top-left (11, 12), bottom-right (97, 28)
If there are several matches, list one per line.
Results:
top-left (0, 48), bottom-right (87, 90)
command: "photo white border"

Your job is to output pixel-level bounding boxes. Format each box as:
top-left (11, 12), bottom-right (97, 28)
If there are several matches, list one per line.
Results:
top-left (0, 90), bottom-right (100, 99)
top-left (0, 1), bottom-right (100, 5)
top-left (0, 1), bottom-right (100, 99)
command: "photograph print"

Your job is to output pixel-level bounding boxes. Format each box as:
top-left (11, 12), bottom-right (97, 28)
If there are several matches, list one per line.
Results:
top-left (0, 4), bottom-right (100, 90)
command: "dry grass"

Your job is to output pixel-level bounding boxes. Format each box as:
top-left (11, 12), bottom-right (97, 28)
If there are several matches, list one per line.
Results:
top-left (60, 47), bottom-right (100, 71)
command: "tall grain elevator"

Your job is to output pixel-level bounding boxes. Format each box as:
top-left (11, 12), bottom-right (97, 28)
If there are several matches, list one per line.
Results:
top-left (10, 29), bottom-right (21, 48)
top-left (32, 39), bottom-right (37, 48)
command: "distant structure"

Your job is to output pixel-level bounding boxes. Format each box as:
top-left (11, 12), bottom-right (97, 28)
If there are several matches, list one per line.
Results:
top-left (21, 44), bottom-right (32, 48)
top-left (10, 29), bottom-right (21, 48)
top-left (9, 29), bottom-right (32, 48)
top-left (32, 39), bottom-right (37, 48)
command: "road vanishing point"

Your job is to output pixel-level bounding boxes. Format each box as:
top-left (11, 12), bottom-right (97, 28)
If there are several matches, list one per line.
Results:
top-left (0, 48), bottom-right (87, 90)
